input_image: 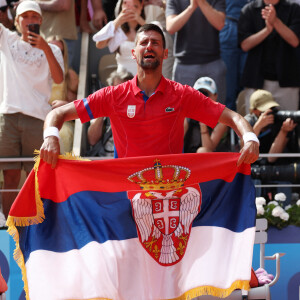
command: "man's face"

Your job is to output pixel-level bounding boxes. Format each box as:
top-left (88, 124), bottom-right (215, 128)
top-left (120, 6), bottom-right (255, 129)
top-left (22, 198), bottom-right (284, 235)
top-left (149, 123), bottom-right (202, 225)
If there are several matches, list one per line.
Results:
top-left (132, 30), bottom-right (168, 70)
top-left (17, 10), bottom-right (42, 36)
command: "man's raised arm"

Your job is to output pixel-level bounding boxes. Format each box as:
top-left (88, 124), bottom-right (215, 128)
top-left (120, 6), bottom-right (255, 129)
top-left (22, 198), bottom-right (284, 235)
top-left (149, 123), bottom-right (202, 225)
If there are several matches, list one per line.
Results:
top-left (218, 108), bottom-right (259, 166)
top-left (40, 102), bottom-right (79, 168)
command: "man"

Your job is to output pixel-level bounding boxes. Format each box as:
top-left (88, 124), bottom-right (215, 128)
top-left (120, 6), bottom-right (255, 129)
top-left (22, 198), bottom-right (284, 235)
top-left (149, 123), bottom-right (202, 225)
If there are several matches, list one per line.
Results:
top-left (245, 89), bottom-right (298, 201)
top-left (40, 23), bottom-right (259, 167)
top-left (184, 77), bottom-right (229, 153)
top-left (219, 0), bottom-right (251, 111)
top-left (244, 90), bottom-right (297, 163)
top-left (165, 0), bottom-right (227, 103)
top-left (0, 0), bottom-right (64, 217)
top-left (238, 0), bottom-right (300, 113)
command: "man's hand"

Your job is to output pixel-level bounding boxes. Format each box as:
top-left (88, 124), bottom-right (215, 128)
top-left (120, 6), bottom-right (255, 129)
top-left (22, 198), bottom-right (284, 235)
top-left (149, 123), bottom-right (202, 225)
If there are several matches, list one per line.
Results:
top-left (281, 118), bottom-right (297, 133)
top-left (92, 8), bottom-right (107, 30)
top-left (27, 31), bottom-right (47, 49)
top-left (40, 136), bottom-right (60, 168)
top-left (255, 109), bottom-right (274, 130)
top-left (237, 140), bottom-right (259, 166)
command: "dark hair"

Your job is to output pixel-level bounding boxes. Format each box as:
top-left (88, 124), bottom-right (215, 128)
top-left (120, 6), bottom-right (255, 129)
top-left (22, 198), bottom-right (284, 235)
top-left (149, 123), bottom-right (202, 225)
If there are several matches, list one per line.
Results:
top-left (135, 23), bottom-right (166, 49)
top-left (117, 0), bottom-right (145, 34)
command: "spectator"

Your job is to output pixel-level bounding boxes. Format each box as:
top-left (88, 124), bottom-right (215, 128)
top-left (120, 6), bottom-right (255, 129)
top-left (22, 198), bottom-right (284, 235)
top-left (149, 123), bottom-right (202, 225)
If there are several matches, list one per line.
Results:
top-left (143, 0), bottom-right (174, 79)
top-left (87, 69), bottom-right (134, 157)
top-left (0, 1), bottom-right (64, 218)
top-left (245, 89), bottom-right (298, 201)
top-left (238, 0), bottom-right (300, 113)
top-left (219, 0), bottom-right (250, 111)
top-left (93, 0), bottom-right (145, 75)
top-left (36, 0), bottom-right (78, 69)
top-left (166, 0), bottom-right (227, 104)
top-left (244, 90), bottom-right (298, 163)
top-left (184, 77), bottom-right (229, 153)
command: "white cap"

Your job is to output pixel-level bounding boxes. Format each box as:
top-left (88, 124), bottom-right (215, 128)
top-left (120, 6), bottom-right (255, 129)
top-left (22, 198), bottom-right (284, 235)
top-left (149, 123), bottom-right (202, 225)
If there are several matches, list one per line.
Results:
top-left (16, 1), bottom-right (42, 17)
top-left (193, 77), bottom-right (218, 94)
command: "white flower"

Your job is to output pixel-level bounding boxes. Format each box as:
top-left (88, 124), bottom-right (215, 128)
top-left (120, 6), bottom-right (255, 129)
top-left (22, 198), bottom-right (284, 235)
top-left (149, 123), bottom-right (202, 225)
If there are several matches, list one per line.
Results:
top-left (280, 212), bottom-right (289, 221)
top-left (0, 211), bottom-right (6, 228)
top-left (274, 193), bottom-right (286, 202)
top-left (285, 205), bottom-right (292, 210)
top-left (297, 199), bottom-right (300, 207)
top-left (256, 205), bottom-right (265, 216)
top-left (268, 201), bottom-right (279, 206)
top-left (272, 206), bottom-right (285, 217)
top-left (256, 197), bottom-right (266, 206)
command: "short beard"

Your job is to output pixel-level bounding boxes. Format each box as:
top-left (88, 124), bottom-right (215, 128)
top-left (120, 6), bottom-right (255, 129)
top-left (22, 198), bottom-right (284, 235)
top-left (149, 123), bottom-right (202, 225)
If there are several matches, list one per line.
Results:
top-left (140, 58), bottom-right (160, 70)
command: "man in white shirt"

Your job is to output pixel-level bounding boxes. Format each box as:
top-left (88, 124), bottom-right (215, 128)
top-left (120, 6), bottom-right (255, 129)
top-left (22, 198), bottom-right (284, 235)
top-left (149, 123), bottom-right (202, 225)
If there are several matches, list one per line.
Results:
top-left (0, 0), bottom-right (64, 218)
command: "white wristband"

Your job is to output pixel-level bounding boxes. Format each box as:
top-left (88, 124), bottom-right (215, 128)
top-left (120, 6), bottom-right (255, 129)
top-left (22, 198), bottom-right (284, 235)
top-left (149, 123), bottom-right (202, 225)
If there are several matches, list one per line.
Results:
top-left (243, 132), bottom-right (259, 145)
top-left (43, 126), bottom-right (60, 140)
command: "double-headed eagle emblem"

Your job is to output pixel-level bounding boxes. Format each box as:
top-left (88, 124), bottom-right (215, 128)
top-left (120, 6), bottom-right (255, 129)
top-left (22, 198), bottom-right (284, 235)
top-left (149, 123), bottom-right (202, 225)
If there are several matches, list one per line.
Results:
top-left (128, 160), bottom-right (201, 266)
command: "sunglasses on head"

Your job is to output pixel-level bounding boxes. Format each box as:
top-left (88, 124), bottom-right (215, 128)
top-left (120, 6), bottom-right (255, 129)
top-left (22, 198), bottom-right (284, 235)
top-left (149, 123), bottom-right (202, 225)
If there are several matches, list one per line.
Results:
top-left (199, 89), bottom-right (210, 97)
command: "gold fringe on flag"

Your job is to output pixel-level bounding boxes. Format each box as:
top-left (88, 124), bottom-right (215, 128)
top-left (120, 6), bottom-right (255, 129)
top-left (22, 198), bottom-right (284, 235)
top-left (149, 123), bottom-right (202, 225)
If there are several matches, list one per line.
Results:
top-left (164, 280), bottom-right (250, 299)
top-left (6, 151), bottom-right (89, 300)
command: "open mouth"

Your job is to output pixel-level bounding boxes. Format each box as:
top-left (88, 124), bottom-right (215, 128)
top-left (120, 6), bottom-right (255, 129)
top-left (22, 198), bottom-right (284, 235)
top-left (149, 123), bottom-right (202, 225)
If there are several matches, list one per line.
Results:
top-left (144, 53), bottom-right (155, 59)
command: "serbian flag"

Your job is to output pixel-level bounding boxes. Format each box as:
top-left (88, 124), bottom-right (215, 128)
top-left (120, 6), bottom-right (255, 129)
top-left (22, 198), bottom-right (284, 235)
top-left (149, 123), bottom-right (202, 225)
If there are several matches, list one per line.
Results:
top-left (7, 152), bottom-right (256, 300)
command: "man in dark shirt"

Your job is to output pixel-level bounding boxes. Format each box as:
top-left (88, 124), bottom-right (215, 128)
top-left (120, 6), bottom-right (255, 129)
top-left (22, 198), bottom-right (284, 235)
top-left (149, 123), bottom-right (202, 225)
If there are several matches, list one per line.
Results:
top-left (238, 0), bottom-right (300, 113)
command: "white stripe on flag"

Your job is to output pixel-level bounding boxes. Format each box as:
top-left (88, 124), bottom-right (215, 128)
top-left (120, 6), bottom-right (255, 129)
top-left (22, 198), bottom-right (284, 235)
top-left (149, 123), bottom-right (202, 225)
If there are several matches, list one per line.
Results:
top-left (25, 226), bottom-right (255, 300)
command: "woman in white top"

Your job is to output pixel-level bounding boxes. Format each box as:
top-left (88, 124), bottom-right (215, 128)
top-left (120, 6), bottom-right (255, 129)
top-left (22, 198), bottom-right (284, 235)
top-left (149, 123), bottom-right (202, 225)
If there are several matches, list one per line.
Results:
top-left (93, 0), bottom-right (145, 76)
top-left (0, 1), bottom-right (64, 218)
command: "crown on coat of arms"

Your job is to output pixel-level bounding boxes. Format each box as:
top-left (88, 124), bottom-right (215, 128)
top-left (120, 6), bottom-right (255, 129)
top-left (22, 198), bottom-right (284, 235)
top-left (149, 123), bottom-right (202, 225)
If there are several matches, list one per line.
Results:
top-left (128, 159), bottom-right (191, 190)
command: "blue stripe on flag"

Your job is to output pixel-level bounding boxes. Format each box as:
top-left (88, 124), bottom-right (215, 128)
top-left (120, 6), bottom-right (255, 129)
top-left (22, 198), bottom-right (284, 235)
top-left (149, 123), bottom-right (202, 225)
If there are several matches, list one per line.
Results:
top-left (18, 173), bottom-right (255, 262)
top-left (83, 98), bottom-right (94, 120)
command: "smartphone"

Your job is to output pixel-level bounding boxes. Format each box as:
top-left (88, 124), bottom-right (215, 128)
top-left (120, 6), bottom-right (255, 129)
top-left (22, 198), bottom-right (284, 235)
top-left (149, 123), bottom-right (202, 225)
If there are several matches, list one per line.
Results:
top-left (28, 23), bottom-right (40, 35)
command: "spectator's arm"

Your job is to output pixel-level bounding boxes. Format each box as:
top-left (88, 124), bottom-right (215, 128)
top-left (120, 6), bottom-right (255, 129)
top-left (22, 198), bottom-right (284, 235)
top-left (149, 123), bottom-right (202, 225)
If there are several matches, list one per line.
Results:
top-left (199, 123), bottom-right (214, 151)
top-left (268, 118), bottom-right (297, 163)
top-left (88, 118), bottom-right (105, 146)
top-left (80, 0), bottom-right (93, 33)
top-left (36, 0), bottom-right (72, 12)
top-left (262, 4), bottom-right (299, 48)
top-left (240, 26), bottom-right (272, 52)
top-left (44, 44), bottom-right (64, 84)
top-left (197, 0), bottom-right (225, 31)
top-left (206, 123), bottom-right (228, 151)
top-left (166, 0), bottom-right (197, 35)
top-left (91, 0), bottom-right (107, 30)
top-left (29, 32), bottom-right (64, 83)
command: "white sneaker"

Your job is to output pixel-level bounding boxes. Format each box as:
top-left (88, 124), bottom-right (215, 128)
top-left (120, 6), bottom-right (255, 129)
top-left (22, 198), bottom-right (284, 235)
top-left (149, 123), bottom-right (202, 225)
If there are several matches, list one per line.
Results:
top-left (0, 211), bottom-right (6, 228)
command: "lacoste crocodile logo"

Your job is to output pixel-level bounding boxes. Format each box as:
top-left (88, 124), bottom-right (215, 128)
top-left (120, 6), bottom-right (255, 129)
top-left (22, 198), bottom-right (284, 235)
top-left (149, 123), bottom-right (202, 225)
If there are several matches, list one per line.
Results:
top-left (165, 107), bottom-right (175, 112)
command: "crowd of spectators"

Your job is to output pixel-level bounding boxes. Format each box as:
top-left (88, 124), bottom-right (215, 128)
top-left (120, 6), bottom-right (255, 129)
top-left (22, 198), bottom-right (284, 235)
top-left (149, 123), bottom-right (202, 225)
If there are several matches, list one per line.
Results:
top-left (0, 0), bottom-right (300, 220)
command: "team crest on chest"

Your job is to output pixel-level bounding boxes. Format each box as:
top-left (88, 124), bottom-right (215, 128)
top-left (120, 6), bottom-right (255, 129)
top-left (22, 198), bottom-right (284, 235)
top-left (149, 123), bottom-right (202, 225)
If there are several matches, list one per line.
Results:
top-left (127, 160), bottom-right (202, 266)
top-left (127, 105), bottom-right (136, 118)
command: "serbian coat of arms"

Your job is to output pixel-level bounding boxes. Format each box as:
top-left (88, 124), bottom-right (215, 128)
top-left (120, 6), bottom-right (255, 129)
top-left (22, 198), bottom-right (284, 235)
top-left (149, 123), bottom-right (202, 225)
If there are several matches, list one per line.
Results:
top-left (128, 160), bottom-right (202, 266)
